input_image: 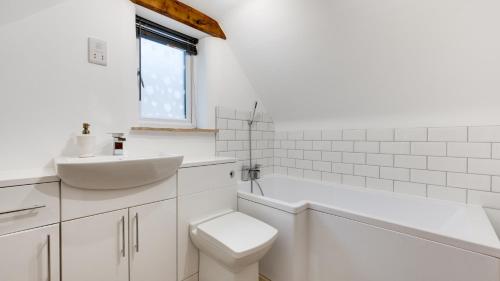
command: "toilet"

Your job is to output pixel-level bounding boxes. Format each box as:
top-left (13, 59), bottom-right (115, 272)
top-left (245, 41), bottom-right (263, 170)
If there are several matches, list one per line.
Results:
top-left (190, 210), bottom-right (278, 281)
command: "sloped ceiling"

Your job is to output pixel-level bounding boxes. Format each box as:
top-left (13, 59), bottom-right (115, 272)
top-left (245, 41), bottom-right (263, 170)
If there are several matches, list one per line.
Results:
top-left (179, 0), bottom-right (241, 22)
top-left (186, 0), bottom-right (500, 129)
top-left (6, 0), bottom-right (500, 129)
top-left (0, 0), bottom-right (69, 26)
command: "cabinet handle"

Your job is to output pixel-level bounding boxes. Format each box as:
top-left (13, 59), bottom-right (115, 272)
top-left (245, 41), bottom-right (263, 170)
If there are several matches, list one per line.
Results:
top-left (0, 204), bottom-right (45, 215)
top-left (47, 235), bottom-right (51, 281)
top-left (121, 216), bottom-right (126, 257)
top-left (135, 213), bottom-right (140, 252)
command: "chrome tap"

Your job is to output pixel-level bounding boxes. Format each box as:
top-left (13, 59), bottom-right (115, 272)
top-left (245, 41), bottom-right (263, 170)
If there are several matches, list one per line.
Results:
top-left (111, 133), bottom-right (126, 156)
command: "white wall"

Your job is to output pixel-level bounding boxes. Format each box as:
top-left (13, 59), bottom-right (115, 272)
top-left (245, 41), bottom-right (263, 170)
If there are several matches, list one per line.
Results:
top-left (196, 37), bottom-right (264, 128)
top-left (220, 0), bottom-right (500, 130)
top-left (0, 0), bottom-right (260, 171)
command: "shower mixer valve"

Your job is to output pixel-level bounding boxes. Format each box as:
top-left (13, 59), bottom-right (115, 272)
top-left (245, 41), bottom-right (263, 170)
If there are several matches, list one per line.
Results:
top-left (241, 164), bottom-right (261, 182)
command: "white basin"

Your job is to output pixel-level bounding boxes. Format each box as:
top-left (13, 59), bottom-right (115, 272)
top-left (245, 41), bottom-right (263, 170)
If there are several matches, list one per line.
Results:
top-left (55, 154), bottom-right (183, 190)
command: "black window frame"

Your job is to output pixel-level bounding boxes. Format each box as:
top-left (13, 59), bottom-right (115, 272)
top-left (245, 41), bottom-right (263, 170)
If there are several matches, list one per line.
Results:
top-left (136, 16), bottom-right (198, 121)
top-left (136, 16), bottom-right (198, 56)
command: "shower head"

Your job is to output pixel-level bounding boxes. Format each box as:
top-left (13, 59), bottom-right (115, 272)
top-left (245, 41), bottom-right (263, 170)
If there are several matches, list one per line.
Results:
top-left (249, 101), bottom-right (258, 125)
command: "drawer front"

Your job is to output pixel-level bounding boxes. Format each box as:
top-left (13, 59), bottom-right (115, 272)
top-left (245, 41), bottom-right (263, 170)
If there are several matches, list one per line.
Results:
top-left (0, 182), bottom-right (60, 236)
top-left (178, 162), bottom-right (237, 196)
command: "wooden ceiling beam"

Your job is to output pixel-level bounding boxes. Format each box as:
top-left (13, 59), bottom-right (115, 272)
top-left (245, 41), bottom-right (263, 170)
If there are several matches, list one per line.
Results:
top-left (131, 0), bottom-right (226, 39)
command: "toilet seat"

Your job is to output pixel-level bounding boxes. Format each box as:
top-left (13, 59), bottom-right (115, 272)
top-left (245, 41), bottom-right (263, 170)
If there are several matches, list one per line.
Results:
top-left (195, 212), bottom-right (278, 260)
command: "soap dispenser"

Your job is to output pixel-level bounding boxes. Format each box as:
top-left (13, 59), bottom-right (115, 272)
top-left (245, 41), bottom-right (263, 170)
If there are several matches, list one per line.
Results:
top-left (76, 123), bottom-right (96, 158)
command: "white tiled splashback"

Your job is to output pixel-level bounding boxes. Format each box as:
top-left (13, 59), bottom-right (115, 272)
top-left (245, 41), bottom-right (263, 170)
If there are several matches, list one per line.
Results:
top-left (215, 107), bottom-right (275, 179)
top-left (215, 106), bottom-right (500, 209)
top-left (274, 127), bottom-right (500, 209)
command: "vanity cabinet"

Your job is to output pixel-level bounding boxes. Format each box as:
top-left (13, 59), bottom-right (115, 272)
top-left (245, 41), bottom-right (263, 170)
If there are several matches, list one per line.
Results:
top-left (62, 208), bottom-right (129, 281)
top-left (0, 224), bottom-right (60, 281)
top-left (129, 200), bottom-right (177, 281)
top-left (0, 158), bottom-right (237, 281)
top-left (62, 199), bottom-right (176, 281)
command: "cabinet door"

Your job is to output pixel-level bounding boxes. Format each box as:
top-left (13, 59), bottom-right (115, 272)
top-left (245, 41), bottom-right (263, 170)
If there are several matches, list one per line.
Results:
top-left (130, 199), bottom-right (176, 281)
top-left (0, 224), bottom-right (60, 281)
top-left (62, 209), bottom-right (129, 281)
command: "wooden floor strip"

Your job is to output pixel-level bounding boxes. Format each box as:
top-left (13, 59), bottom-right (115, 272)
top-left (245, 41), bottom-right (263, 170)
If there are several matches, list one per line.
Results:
top-left (259, 274), bottom-right (272, 281)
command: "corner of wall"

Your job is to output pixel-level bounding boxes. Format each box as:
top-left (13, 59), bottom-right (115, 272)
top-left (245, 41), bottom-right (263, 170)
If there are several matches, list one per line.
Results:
top-left (214, 106), bottom-right (275, 179)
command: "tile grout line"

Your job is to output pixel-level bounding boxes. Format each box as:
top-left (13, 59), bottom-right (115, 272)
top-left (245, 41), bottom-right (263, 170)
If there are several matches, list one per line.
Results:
top-left (269, 127), bottom-right (500, 202)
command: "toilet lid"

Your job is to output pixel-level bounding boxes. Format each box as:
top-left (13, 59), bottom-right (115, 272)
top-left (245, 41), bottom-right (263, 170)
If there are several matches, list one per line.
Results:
top-left (196, 212), bottom-right (278, 258)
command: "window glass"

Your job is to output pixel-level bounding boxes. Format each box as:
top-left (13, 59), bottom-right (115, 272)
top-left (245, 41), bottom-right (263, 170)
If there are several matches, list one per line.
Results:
top-left (140, 37), bottom-right (187, 121)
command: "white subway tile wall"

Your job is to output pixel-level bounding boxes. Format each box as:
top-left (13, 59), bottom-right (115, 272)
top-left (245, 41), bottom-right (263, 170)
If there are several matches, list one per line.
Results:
top-left (272, 127), bottom-right (500, 207)
top-left (215, 109), bottom-right (500, 208)
top-left (215, 106), bottom-right (274, 177)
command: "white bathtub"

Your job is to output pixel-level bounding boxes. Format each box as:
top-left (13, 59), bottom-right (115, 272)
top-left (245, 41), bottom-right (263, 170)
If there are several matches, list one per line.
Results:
top-left (237, 175), bottom-right (500, 281)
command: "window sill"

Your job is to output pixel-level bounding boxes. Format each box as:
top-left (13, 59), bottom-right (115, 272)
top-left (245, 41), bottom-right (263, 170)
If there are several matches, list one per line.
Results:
top-left (131, 127), bottom-right (219, 133)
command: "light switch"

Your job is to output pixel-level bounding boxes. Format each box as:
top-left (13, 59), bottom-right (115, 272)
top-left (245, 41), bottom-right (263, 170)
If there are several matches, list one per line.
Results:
top-left (88, 37), bottom-right (107, 66)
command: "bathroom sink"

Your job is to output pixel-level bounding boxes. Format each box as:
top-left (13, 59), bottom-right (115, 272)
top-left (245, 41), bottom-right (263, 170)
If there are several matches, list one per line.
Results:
top-left (55, 154), bottom-right (183, 190)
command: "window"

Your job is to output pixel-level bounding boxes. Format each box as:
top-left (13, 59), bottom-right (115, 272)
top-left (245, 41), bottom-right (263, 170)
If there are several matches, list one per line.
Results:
top-left (136, 16), bottom-right (198, 126)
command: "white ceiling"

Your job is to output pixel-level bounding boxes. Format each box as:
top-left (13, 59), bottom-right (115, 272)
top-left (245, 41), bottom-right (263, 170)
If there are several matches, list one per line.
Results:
top-left (179, 0), bottom-right (242, 22)
top-left (0, 0), bottom-right (68, 26)
top-left (188, 0), bottom-right (500, 129)
top-left (5, 0), bottom-right (500, 128)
